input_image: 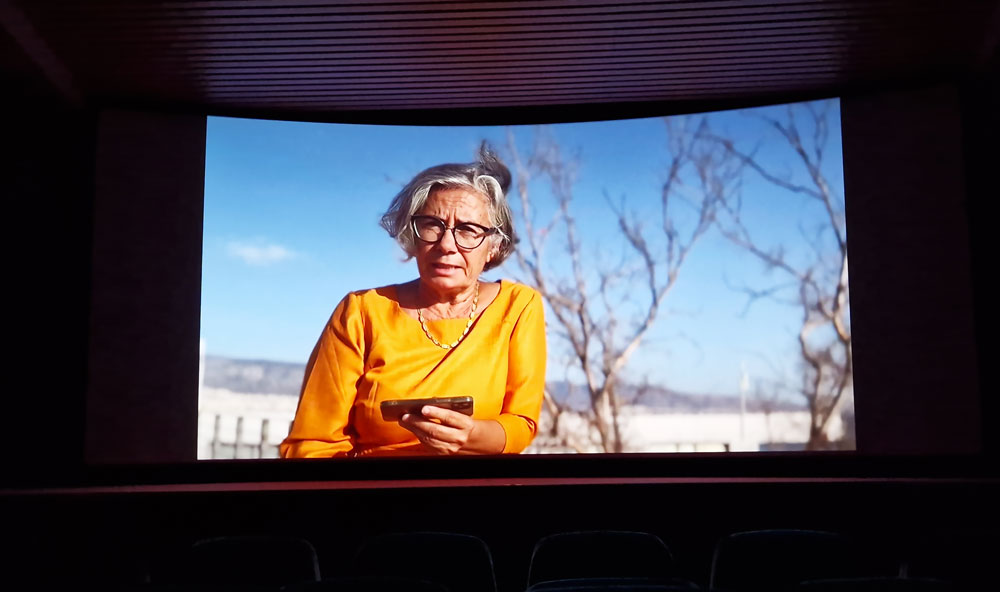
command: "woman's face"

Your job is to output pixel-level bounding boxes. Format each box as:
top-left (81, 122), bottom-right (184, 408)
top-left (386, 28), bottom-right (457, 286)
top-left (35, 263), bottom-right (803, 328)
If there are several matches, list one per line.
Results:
top-left (414, 186), bottom-right (495, 298)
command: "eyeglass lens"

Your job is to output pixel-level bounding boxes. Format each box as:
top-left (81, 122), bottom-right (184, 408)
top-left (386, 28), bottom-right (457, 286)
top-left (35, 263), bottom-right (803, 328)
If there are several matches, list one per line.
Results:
top-left (413, 217), bottom-right (488, 249)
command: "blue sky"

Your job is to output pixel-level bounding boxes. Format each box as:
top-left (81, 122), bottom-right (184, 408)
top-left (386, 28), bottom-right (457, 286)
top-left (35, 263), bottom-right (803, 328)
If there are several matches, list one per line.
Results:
top-left (201, 99), bottom-right (845, 399)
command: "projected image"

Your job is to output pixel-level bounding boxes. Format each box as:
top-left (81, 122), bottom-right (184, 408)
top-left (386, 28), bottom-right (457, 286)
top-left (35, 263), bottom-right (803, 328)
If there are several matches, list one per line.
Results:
top-left (199, 99), bottom-right (852, 458)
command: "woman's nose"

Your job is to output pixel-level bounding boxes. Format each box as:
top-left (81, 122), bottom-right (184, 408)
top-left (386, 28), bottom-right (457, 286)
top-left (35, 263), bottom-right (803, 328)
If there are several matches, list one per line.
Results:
top-left (435, 228), bottom-right (459, 252)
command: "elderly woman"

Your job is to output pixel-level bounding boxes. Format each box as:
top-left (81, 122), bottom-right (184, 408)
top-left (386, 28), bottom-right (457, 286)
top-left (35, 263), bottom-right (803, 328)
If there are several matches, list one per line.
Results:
top-left (280, 146), bottom-right (546, 457)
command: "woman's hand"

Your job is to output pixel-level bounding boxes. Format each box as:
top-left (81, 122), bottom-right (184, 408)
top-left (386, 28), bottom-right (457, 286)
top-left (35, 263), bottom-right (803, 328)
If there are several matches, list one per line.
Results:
top-left (399, 406), bottom-right (474, 454)
top-left (399, 406), bottom-right (505, 455)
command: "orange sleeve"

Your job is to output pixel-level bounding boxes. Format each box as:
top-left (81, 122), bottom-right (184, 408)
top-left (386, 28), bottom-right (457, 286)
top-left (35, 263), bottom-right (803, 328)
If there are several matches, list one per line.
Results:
top-left (279, 293), bottom-right (365, 458)
top-left (497, 289), bottom-right (546, 453)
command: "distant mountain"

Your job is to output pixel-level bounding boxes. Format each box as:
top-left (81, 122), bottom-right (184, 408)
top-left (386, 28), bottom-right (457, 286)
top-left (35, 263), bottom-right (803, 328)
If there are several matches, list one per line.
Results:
top-left (545, 381), bottom-right (804, 413)
top-left (202, 355), bottom-right (305, 395)
top-left (202, 355), bottom-right (805, 412)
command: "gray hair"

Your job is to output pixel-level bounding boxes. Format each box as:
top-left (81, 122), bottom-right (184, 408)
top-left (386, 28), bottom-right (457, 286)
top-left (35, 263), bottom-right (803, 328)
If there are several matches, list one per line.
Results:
top-left (379, 142), bottom-right (516, 271)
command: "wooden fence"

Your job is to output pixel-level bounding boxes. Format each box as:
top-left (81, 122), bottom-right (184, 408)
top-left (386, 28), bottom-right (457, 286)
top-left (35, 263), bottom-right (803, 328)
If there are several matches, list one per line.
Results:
top-left (208, 415), bottom-right (292, 459)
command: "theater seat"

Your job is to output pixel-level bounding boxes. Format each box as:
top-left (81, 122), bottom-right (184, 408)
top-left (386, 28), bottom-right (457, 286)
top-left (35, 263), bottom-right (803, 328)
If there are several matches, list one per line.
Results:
top-left (710, 530), bottom-right (862, 592)
top-left (351, 532), bottom-right (497, 592)
top-left (797, 577), bottom-right (955, 592)
top-left (181, 535), bottom-right (321, 590)
top-left (281, 575), bottom-right (449, 592)
top-left (903, 528), bottom-right (993, 590)
top-left (527, 531), bottom-right (696, 589)
top-left (528, 577), bottom-right (701, 591)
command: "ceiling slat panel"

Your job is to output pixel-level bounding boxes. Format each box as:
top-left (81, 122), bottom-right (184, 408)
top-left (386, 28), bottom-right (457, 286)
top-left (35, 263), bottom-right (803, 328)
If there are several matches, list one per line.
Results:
top-left (53, 6), bottom-right (879, 30)
top-left (93, 38), bottom-right (914, 63)
top-left (47, 0), bottom-right (853, 20)
top-left (102, 47), bottom-right (867, 68)
top-left (10, 0), bottom-right (995, 115)
top-left (43, 13), bottom-right (900, 39)
top-left (43, 17), bottom-right (942, 46)
top-left (46, 21), bottom-right (906, 45)
top-left (185, 65), bottom-right (851, 85)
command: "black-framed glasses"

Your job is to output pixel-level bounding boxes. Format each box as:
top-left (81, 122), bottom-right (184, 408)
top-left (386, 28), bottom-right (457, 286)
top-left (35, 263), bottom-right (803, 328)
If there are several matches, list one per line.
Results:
top-left (410, 215), bottom-right (496, 250)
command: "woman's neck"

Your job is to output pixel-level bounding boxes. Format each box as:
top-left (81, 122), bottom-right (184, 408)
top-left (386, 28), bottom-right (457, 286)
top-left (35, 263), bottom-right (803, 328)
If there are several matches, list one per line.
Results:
top-left (415, 280), bottom-right (479, 320)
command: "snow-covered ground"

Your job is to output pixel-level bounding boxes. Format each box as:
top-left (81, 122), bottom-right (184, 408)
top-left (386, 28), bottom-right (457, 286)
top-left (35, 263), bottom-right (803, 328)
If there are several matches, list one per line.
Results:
top-left (527, 405), bottom-right (818, 453)
top-left (198, 387), bottom-right (298, 459)
top-left (197, 388), bottom-right (821, 459)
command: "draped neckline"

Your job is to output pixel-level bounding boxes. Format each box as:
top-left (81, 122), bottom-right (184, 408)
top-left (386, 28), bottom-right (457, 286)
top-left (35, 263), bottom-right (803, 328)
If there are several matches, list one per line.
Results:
top-left (390, 279), bottom-right (508, 325)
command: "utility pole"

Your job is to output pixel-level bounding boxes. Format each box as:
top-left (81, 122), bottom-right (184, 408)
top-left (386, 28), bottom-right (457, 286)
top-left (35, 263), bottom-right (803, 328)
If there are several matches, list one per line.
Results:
top-left (739, 361), bottom-right (749, 442)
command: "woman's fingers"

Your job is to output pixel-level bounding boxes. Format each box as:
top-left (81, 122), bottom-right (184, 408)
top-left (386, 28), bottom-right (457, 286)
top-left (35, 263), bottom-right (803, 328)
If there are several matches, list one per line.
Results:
top-left (401, 414), bottom-right (461, 443)
top-left (419, 405), bottom-right (473, 427)
top-left (399, 406), bottom-right (474, 454)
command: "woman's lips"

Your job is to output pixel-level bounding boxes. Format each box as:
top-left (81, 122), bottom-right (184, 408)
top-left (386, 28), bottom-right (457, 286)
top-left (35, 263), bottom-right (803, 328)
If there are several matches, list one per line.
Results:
top-left (431, 263), bottom-right (461, 275)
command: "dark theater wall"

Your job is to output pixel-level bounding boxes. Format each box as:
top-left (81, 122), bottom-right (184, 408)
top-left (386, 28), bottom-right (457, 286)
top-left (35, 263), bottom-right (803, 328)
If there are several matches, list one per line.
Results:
top-left (86, 110), bottom-right (206, 464)
top-left (959, 60), bottom-right (1000, 458)
top-left (842, 85), bottom-right (982, 454)
top-left (5, 105), bottom-right (95, 478)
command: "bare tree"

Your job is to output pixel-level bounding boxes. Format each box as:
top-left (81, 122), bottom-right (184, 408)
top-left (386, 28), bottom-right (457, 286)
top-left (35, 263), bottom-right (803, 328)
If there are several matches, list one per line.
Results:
top-left (506, 122), bottom-right (741, 452)
top-left (751, 377), bottom-right (790, 446)
top-left (703, 101), bottom-right (852, 449)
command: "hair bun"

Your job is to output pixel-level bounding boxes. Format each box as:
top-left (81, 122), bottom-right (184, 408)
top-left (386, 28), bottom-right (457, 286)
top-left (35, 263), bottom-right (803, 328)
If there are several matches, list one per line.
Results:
top-left (478, 141), bottom-right (512, 195)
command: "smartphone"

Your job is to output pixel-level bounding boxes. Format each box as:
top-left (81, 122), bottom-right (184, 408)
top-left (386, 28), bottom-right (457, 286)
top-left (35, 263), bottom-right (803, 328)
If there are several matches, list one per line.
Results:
top-left (380, 396), bottom-right (474, 422)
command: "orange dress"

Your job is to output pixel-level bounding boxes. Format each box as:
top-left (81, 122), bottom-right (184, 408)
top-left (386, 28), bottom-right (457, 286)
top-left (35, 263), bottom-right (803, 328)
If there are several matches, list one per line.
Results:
top-left (279, 280), bottom-right (546, 458)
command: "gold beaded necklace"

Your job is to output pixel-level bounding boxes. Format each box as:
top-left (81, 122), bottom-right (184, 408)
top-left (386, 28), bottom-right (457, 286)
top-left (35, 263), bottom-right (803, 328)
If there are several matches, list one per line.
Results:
top-left (417, 282), bottom-right (479, 350)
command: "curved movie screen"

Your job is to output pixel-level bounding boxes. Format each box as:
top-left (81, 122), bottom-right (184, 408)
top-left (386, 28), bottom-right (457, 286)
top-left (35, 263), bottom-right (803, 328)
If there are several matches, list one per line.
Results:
top-left (199, 99), bottom-right (852, 459)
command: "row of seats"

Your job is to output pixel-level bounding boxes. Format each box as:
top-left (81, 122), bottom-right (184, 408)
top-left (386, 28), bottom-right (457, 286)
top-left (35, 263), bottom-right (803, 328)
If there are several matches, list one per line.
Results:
top-left (145, 530), bottom-right (958, 592)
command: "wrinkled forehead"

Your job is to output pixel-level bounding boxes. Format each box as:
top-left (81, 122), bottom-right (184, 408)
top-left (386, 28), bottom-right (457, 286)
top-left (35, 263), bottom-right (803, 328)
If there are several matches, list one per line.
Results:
top-left (420, 185), bottom-right (492, 223)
